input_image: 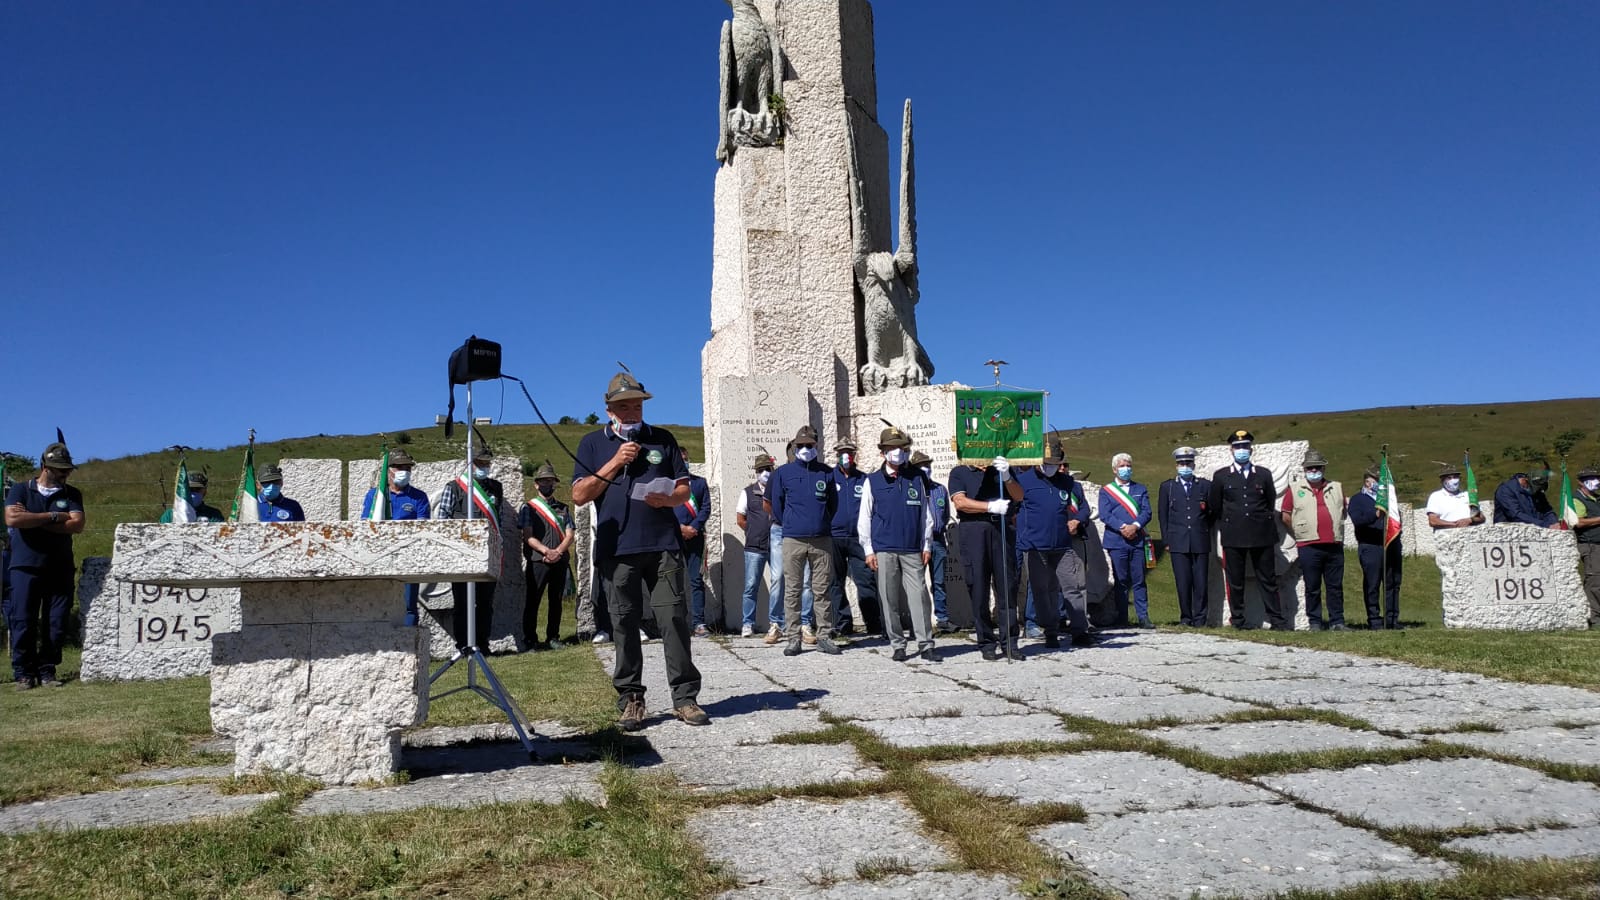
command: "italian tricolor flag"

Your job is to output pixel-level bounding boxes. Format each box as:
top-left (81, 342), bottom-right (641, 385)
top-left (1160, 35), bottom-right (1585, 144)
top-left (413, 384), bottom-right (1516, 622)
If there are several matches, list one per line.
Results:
top-left (229, 442), bottom-right (260, 523)
top-left (1558, 460), bottom-right (1580, 530)
top-left (365, 447), bottom-right (389, 521)
top-left (171, 458), bottom-right (196, 523)
top-left (1375, 456), bottom-right (1403, 547)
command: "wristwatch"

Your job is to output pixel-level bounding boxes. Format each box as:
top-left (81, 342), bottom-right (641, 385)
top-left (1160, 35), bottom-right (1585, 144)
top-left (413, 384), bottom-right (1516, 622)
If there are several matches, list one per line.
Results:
top-left (50, 512), bottom-right (59, 524)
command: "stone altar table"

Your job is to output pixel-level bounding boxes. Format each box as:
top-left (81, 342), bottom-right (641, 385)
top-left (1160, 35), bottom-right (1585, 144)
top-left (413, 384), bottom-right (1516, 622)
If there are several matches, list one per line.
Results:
top-left (112, 521), bottom-right (498, 785)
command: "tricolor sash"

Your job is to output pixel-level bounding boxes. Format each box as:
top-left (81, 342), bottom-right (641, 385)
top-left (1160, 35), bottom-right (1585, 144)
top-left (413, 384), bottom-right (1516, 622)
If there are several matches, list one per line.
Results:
top-left (1102, 481), bottom-right (1141, 520)
top-left (454, 476), bottom-right (501, 535)
top-left (528, 495), bottom-right (565, 537)
top-left (684, 493), bottom-right (700, 519)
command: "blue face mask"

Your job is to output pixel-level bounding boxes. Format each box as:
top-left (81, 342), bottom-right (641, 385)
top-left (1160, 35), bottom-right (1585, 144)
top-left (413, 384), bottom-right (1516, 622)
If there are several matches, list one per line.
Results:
top-left (260, 483), bottom-right (282, 501)
top-left (188, 491), bottom-right (205, 507)
top-left (1305, 470), bottom-right (1324, 483)
top-left (473, 466), bottom-right (491, 479)
top-left (1116, 466), bottom-right (1132, 480)
top-left (1234, 449), bottom-right (1252, 463)
top-left (1177, 466), bottom-right (1193, 478)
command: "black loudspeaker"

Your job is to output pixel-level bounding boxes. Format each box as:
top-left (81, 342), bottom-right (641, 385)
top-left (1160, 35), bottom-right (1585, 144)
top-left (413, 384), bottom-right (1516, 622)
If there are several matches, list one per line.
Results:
top-left (449, 336), bottom-right (502, 384)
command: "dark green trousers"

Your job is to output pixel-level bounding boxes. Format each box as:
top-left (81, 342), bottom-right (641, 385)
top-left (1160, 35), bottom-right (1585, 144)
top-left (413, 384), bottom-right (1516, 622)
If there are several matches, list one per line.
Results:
top-left (602, 551), bottom-right (702, 709)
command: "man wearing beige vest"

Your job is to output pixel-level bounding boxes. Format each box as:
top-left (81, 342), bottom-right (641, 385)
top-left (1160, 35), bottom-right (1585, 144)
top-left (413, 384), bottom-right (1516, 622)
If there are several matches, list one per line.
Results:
top-left (1280, 449), bottom-right (1348, 631)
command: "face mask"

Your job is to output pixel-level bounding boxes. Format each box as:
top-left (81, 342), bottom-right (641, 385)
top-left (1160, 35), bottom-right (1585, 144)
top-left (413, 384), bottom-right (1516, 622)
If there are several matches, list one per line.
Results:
top-left (392, 470), bottom-right (411, 488)
top-left (839, 452), bottom-right (854, 469)
top-left (612, 420), bottom-right (642, 441)
top-left (757, 470), bottom-right (771, 486)
top-left (1305, 471), bottom-right (1324, 483)
top-left (473, 466), bottom-right (491, 479)
top-left (1177, 466), bottom-right (1194, 478)
top-left (1584, 479), bottom-right (1600, 492)
top-left (885, 448), bottom-right (908, 466)
top-left (260, 483), bottom-right (282, 501)
top-left (1233, 449), bottom-right (1252, 463)
top-left (1444, 477), bottom-right (1461, 493)
top-left (1365, 481), bottom-right (1379, 495)
top-left (1116, 466), bottom-right (1132, 480)
top-left (795, 447), bottom-right (817, 463)
top-left (537, 482), bottom-right (556, 497)
top-left (1040, 463), bottom-right (1060, 477)
top-left (189, 491), bottom-right (205, 507)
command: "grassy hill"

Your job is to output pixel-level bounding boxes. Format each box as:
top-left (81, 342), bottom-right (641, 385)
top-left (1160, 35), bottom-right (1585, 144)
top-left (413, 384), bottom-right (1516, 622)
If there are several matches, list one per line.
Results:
top-left (12, 397), bottom-right (1594, 562)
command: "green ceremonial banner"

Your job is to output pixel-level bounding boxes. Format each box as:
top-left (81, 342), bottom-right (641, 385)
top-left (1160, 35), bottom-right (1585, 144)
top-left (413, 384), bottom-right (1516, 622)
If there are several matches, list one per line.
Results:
top-left (954, 389), bottom-right (1047, 465)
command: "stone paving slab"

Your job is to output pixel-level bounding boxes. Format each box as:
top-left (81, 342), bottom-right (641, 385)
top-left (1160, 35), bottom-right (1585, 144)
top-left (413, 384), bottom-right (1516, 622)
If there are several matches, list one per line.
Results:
top-left (1121, 661), bottom-right (1299, 684)
top-left (1317, 664), bottom-right (1485, 687)
top-left (858, 713), bottom-right (1082, 749)
top-left (114, 764), bottom-right (235, 783)
top-left (931, 751), bottom-right (1274, 814)
top-left (717, 872), bottom-right (1028, 899)
top-left (1322, 699), bottom-right (1503, 733)
top-left (297, 761), bottom-right (606, 816)
top-left (1429, 725), bottom-right (1600, 767)
top-left (0, 784), bottom-right (277, 833)
top-left (1260, 758), bottom-right (1600, 830)
top-left (1035, 802), bottom-right (1459, 899)
top-left (1196, 678), bottom-right (1421, 707)
top-left (1036, 692), bottom-right (1255, 725)
top-left (1145, 721), bottom-right (1421, 758)
top-left (955, 671), bottom-right (1184, 702)
top-left (688, 796), bottom-right (951, 887)
top-left (817, 690), bottom-right (1030, 721)
top-left (656, 743), bottom-right (882, 792)
top-left (1445, 824), bottom-right (1600, 860)
top-left (644, 707), bottom-right (829, 750)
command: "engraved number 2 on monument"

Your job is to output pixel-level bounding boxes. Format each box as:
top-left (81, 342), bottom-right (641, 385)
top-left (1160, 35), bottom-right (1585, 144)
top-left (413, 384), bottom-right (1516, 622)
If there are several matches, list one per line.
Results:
top-left (757, 390), bottom-right (770, 407)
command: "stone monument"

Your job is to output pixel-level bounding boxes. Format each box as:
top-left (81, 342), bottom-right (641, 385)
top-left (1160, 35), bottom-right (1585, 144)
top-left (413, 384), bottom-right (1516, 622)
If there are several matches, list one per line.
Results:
top-left (1191, 440), bottom-right (1313, 630)
top-left (1436, 523), bottom-right (1588, 629)
top-left (112, 520), bottom-right (497, 784)
top-left (701, 0), bottom-right (941, 626)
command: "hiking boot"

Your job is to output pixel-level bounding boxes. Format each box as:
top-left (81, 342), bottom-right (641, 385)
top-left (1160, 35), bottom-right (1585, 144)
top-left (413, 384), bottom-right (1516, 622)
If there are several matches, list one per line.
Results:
top-left (592, 631), bottom-right (611, 644)
top-left (1043, 633), bottom-right (1061, 649)
top-left (816, 636), bottom-right (842, 655)
top-left (935, 619), bottom-right (957, 634)
top-left (764, 624), bottom-right (782, 645)
top-left (618, 695), bottom-right (648, 732)
top-left (740, 623), bottom-right (755, 637)
top-left (1005, 646), bottom-right (1026, 662)
top-left (890, 647), bottom-right (909, 662)
top-left (674, 703), bottom-right (711, 726)
top-left (801, 624), bottom-right (818, 645)
top-left (1137, 618), bottom-right (1155, 630)
top-left (38, 676), bottom-right (64, 688)
top-left (783, 636), bottom-right (803, 656)
top-left (981, 645), bottom-right (1004, 662)
top-left (919, 647), bottom-right (940, 663)
top-left (693, 624), bottom-right (710, 637)
top-left (1071, 632), bottom-right (1099, 648)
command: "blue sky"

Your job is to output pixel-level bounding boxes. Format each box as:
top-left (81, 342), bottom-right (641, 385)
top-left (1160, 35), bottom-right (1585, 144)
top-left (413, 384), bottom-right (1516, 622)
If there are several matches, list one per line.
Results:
top-left (4, 1), bottom-right (1596, 460)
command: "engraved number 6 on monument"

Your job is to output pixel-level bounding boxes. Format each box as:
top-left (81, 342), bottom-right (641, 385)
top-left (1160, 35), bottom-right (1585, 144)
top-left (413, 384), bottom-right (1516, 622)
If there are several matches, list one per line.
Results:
top-left (920, 398), bottom-right (931, 413)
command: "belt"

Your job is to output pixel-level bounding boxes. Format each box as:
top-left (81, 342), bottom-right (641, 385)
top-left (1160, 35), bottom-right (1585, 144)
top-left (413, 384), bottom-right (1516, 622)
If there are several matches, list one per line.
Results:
top-left (957, 515), bottom-right (1002, 525)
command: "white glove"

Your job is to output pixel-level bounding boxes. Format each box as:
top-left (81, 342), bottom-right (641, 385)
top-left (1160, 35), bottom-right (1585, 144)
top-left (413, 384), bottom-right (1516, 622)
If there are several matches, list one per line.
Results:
top-left (986, 499), bottom-right (1010, 516)
top-left (992, 457), bottom-right (1010, 481)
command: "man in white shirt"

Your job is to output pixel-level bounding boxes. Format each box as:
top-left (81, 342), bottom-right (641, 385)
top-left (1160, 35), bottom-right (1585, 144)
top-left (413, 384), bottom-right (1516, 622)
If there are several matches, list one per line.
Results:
top-left (1425, 462), bottom-right (1485, 530)
top-left (856, 427), bottom-right (936, 662)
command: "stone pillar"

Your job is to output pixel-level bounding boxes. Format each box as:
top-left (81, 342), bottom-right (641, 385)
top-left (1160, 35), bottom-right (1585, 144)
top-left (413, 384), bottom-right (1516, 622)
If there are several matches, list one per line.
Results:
top-left (1437, 523), bottom-right (1587, 629)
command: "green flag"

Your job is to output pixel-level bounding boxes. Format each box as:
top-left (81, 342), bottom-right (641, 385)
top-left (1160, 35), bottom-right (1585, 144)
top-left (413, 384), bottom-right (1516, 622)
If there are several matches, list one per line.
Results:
top-left (1559, 459), bottom-right (1580, 529)
top-left (1463, 450), bottom-right (1478, 509)
top-left (364, 446), bottom-right (390, 520)
top-left (954, 389), bottom-right (1047, 465)
top-left (229, 441), bottom-right (260, 523)
top-left (171, 458), bottom-right (196, 523)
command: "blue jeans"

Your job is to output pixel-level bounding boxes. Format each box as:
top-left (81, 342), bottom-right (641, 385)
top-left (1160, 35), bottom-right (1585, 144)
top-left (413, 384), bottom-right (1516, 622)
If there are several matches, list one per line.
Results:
top-left (1108, 546), bottom-right (1149, 622)
top-left (741, 549), bottom-right (768, 628)
top-left (685, 539), bottom-right (706, 627)
top-left (929, 538), bottom-right (949, 623)
top-left (768, 524), bottom-right (814, 627)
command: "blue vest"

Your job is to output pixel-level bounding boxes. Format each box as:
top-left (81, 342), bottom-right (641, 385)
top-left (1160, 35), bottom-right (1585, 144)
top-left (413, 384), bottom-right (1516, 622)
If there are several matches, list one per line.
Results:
top-left (831, 467), bottom-right (867, 538)
top-left (866, 469), bottom-right (925, 553)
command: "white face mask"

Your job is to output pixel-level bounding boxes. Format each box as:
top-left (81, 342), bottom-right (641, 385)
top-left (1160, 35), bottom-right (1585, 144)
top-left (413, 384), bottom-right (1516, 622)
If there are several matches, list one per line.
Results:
top-left (392, 470), bottom-right (411, 487)
top-left (612, 419), bottom-right (642, 440)
top-left (757, 470), bottom-right (771, 486)
top-left (1040, 464), bottom-right (1060, 477)
top-left (885, 448), bottom-right (908, 466)
top-left (1584, 479), bottom-right (1600, 492)
top-left (795, 447), bottom-right (817, 463)
top-left (473, 466), bottom-right (491, 479)
top-left (1444, 477), bottom-right (1461, 493)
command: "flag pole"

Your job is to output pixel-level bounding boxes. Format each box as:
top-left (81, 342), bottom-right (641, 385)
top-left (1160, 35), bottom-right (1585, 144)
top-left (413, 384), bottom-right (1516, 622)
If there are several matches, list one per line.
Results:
top-left (1378, 444), bottom-right (1388, 628)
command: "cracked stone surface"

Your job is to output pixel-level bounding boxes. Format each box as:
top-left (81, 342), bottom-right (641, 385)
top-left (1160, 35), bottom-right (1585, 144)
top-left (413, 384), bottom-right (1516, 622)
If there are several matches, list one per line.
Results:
top-left (1431, 725), bottom-right (1600, 766)
top-left (0, 784), bottom-right (277, 833)
top-left (717, 872), bottom-right (1028, 899)
top-left (297, 761), bottom-right (606, 816)
top-left (114, 764), bottom-right (235, 783)
top-left (1037, 692), bottom-right (1255, 725)
top-left (1145, 721), bottom-right (1421, 758)
top-left (1260, 758), bottom-right (1600, 829)
top-left (859, 713), bottom-right (1081, 749)
top-left (931, 752), bottom-right (1274, 813)
top-left (1035, 802), bottom-right (1458, 899)
top-left (688, 796), bottom-right (951, 888)
top-left (1445, 824), bottom-right (1600, 860)
top-left (817, 689), bottom-right (1030, 721)
top-left (656, 743), bottom-right (882, 792)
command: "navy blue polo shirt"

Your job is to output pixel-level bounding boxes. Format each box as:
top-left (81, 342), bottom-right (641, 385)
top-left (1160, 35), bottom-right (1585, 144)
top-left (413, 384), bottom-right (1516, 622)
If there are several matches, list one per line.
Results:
top-left (830, 466), bottom-right (867, 539)
top-left (769, 458), bottom-right (836, 538)
top-left (6, 479), bottom-right (84, 568)
top-left (1015, 468), bottom-right (1084, 551)
top-left (573, 424), bottom-right (690, 559)
top-left (257, 497), bottom-right (306, 522)
top-left (948, 465), bottom-right (1008, 521)
top-left (362, 485), bottom-right (431, 520)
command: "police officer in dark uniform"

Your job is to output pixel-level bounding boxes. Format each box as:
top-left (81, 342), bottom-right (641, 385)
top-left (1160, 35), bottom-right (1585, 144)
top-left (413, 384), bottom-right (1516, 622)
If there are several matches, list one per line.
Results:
top-left (828, 436), bottom-right (881, 639)
top-left (160, 470), bottom-right (226, 522)
top-left (519, 462), bottom-right (574, 649)
top-left (5, 443), bottom-right (86, 689)
top-left (1207, 430), bottom-right (1287, 630)
top-left (1158, 446), bottom-right (1212, 627)
top-left (255, 463), bottom-right (306, 522)
top-left (949, 455), bottom-right (1024, 661)
top-left (437, 446), bottom-right (505, 653)
top-left (573, 370), bottom-right (706, 731)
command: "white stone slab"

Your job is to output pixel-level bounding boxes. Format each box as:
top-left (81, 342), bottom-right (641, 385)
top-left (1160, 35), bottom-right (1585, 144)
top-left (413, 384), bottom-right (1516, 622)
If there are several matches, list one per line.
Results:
top-left (659, 742), bottom-right (881, 792)
top-left (278, 457), bottom-right (343, 521)
top-left (1430, 725), bottom-right (1600, 766)
top-left (1145, 721), bottom-right (1421, 758)
top-left (931, 751), bottom-right (1274, 813)
top-left (79, 557), bottom-right (242, 681)
top-left (1037, 692), bottom-right (1255, 725)
top-left (859, 713), bottom-right (1081, 748)
top-left (719, 872), bottom-right (1028, 900)
top-left (1035, 803), bottom-right (1458, 899)
top-left (1445, 824), bottom-right (1600, 860)
top-left (1259, 758), bottom-right (1600, 829)
top-left (296, 763), bottom-right (606, 816)
top-left (817, 690), bottom-right (1031, 721)
top-left (1436, 523), bottom-right (1589, 629)
top-left (0, 784), bottom-right (277, 833)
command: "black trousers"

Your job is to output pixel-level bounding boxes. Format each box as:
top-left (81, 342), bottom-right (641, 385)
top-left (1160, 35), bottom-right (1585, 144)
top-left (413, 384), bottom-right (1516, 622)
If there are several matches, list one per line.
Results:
top-left (1298, 542), bottom-right (1345, 627)
top-left (830, 536), bottom-right (883, 636)
top-left (959, 520), bottom-right (1018, 649)
top-left (6, 564), bottom-right (72, 680)
top-left (1169, 550), bottom-right (1209, 626)
top-left (450, 580), bottom-right (496, 652)
top-left (1357, 542), bottom-right (1402, 627)
top-left (603, 551), bottom-right (702, 709)
top-left (524, 558), bottom-right (567, 645)
top-left (1222, 545), bottom-right (1285, 628)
